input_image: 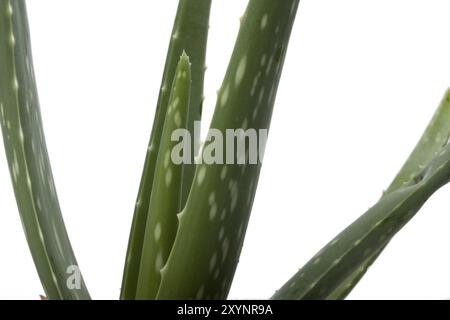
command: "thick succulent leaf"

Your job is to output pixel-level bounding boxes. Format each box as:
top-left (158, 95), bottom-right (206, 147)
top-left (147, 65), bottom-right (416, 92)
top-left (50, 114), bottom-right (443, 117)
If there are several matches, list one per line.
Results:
top-left (135, 53), bottom-right (191, 300)
top-left (0, 0), bottom-right (89, 299)
top-left (157, 0), bottom-right (301, 300)
top-left (121, 0), bottom-right (211, 299)
top-left (325, 246), bottom-right (385, 300)
top-left (386, 88), bottom-right (450, 194)
top-left (324, 89), bottom-right (450, 299)
top-left (272, 89), bottom-right (450, 300)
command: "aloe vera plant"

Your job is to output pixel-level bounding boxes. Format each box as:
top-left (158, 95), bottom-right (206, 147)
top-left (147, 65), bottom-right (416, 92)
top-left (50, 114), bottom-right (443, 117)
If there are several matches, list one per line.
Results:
top-left (2, 0), bottom-right (450, 301)
top-left (0, 0), bottom-right (89, 299)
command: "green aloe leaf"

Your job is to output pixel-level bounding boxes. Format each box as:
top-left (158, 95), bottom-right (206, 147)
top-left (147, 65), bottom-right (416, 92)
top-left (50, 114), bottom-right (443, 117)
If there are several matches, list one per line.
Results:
top-left (272, 89), bottom-right (450, 300)
top-left (326, 89), bottom-right (450, 300)
top-left (121, 0), bottom-right (211, 300)
top-left (386, 89), bottom-right (450, 194)
top-left (157, 0), bottom-right (301, 300)
top-left (135, 53), bottom-right (191, 300)
top-left (0, 0), bottom-right (89, 299)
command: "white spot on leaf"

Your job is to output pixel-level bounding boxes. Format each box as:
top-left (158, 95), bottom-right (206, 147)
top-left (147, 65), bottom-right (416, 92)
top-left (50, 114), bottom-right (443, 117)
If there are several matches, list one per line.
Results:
top-left (165, 169), bottom-right (173, 187)
top-left (209, 203), bottom-right (217, 221)
top-left (174, 111), bottom-right (182, 127)
top-left (164, 150), bottom-right (170, 169)
top-left (154, 223), bottom-right (162, 242)
top-left (209, 252), bottom-right (218, 272)
top-left (221, 238), bottom-right (230, 263)
top-left (260, 14), bottom-right (268, 30)
top-left (219, 227), bottom-right (225, 241)
top-left (13, 76), bottom-right (19, 91)
top-left (197, 166), bottom-right (206, 185)
top-left (155, 251), bottom-right (164, 271)
top-left (7, 3), bottom-right (13, 16)
top-left (260, 54), bottom-right (267, 67)
top-left (220, 209), bottom-right (227, 221)
top-left (9, 33), bottom-right (15, 46)
top-left (220, 166), bottom-right (228, 180)
top-left (220, 84), bottom-right (230, 108)
top-left (235, 56), bottom-right (247, 86)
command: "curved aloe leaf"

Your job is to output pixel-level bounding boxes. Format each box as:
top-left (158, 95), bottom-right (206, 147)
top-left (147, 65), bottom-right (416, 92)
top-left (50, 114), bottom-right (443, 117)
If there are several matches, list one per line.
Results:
top-left (326, 89), bottom-right (450, 300)
top-left (0, 0), bottom-right (89, 299)
top-left (135, 53), bottom-right (191, 300)
top-left (272, 89), bottom-right (450, 300)
top-left (323, 89), bottom-right (450, 300)
top-left (157, 0), bottom-right (301, 300)
top-left (386, 89), bottom-right (450, 194)
top-left (121, 0), bottom-right (211, 299)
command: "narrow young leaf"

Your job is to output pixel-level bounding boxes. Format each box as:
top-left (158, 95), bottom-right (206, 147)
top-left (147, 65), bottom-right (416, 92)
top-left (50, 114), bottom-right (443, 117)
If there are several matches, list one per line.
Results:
top-left (121, 0), bottom-right (211, 299)
top-left (272, 89), bottom-right (450, 300)
top-left (135, 53), bottom-right (191, 300)
top-left (0, 0), bottom-right (89, 299)
top-left (157, 0), bottom-right (301, 300)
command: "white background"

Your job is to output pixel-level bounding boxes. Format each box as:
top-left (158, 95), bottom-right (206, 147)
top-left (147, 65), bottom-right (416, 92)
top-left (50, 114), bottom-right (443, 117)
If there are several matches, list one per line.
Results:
top-left (1, 0), bottom-right (450, 300)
